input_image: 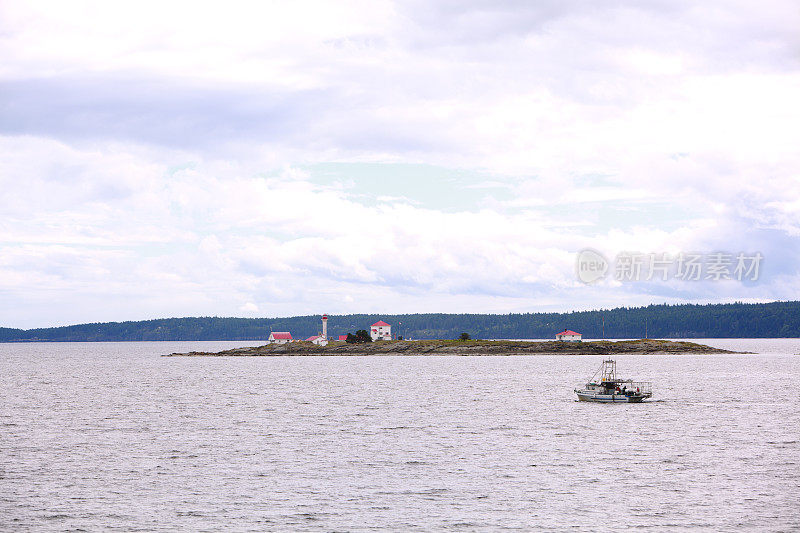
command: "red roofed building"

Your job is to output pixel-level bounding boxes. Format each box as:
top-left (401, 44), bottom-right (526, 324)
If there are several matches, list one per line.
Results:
top-left (338, 335), bottom-right (348, 341)
top-left (556, 329), bottom-right (582, 342)
top-left (370, 320), bottom-right (392, 341)
top-left (268, 331), bottom-right (292, 344)
top-left (305, 335), bottom-right (328, 346)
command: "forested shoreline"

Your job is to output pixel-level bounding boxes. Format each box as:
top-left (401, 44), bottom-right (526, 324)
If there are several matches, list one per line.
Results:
top-left (2, 301), bottom-right (798, 342)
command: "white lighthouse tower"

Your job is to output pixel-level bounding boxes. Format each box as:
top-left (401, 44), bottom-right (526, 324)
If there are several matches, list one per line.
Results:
top-left (322, 314), bottom-right (328, 340)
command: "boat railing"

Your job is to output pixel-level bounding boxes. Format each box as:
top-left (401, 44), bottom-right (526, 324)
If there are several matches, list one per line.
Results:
top-left (628, 381), bottom-right (652, 394)
top-left (600, 380), bottom-right (652, 394)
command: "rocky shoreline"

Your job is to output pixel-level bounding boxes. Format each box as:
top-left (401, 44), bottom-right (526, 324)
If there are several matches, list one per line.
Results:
top-left (164, 339), bottom-right (744, 357)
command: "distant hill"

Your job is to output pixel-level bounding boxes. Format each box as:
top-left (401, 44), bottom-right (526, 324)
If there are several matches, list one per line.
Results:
top-left (1, 301), bottom-right (799, 342)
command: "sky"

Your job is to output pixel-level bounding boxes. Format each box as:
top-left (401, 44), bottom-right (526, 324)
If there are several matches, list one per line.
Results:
top-left (1, 0), bottom-right (799, 328)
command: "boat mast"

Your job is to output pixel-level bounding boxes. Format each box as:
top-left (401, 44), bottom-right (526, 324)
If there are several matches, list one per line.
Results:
top-left (600, 359), bottom-right (616, 382)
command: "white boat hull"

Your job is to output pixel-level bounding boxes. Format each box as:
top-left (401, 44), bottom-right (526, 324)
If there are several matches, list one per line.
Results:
top-left (575, 390), bottom-right (649, 403)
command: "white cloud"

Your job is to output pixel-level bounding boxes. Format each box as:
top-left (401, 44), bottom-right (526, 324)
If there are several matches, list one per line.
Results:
top-left (0, 1), bottom-right (798, 327)
top-left (239, 302), bottom-right (260, 313)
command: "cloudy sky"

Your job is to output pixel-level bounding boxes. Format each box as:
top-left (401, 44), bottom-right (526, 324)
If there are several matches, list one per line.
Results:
top-left (1, 1), bottom-right (799, 328)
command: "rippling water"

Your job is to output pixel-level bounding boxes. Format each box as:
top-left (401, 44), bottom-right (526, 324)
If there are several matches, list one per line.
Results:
top-left (2, 340), bottom-right (799, 531)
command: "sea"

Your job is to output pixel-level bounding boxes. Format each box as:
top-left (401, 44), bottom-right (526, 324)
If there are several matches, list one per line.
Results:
top-left (1, 339), bottom-right (799, 532)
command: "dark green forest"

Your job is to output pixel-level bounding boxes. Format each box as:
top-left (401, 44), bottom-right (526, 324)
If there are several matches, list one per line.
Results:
top-left (1, 301), bottom-right (798, 342)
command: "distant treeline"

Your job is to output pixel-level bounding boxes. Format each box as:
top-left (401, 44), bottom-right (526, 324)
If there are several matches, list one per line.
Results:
top-left (1, 301), bottom-right (799, 342)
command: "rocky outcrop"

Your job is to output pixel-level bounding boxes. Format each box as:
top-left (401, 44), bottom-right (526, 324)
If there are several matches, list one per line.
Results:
top-left (164, 338), bottom-right (742, 356)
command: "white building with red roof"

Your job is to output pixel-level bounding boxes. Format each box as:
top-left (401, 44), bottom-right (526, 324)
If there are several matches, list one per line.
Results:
top-left (268, 331), bottom-right (293, 344)
top-left (305, 335), bottom-right (328, 346)
top-left (370, 320), bottom-right (392, 341)
top-left (556, 329), bottom-right (582, 342)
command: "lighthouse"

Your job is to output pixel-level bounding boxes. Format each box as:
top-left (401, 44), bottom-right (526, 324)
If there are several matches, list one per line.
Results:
top-left (322, 314), bottom-right (328, 340)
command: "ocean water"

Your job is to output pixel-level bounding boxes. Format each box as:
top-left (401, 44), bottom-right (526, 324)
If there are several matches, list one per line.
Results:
top-left (1, 339), bottom-right (799, 532)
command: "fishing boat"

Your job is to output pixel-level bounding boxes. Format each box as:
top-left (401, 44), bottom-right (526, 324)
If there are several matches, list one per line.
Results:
top-left (574, 359), bottom-right (652, 403)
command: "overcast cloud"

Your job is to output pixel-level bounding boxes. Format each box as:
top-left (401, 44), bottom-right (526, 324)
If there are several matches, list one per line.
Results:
top-left (1, 0), bottom-right (799, 328)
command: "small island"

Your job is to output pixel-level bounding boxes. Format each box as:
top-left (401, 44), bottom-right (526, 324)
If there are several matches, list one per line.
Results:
top-left (164, 338), bottom-right (742, 357)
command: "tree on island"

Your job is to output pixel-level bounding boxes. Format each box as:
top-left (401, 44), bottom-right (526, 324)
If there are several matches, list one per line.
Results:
top-left (345, 330), bottom-right (372, 343)
top-left (459, 332), bottom-right (471, 340)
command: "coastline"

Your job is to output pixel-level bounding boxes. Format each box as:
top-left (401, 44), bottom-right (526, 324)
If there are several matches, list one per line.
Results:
top-left (163, 338), bottom-right (744, 357)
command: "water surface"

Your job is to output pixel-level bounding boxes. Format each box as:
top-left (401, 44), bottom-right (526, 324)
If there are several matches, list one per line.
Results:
top-left (1, 340), bottom-right (798, 531)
